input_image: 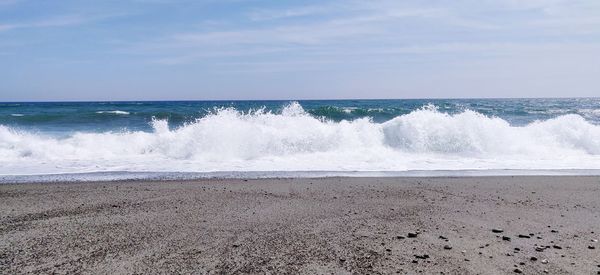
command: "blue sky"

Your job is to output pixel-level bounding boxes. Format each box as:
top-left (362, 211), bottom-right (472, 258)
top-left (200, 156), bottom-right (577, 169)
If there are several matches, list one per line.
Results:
top-left (1, 0), bottom-right (599, 101)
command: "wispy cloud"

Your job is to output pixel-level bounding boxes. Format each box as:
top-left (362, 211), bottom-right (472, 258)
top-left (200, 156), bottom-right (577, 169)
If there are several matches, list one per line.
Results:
top-left (0, 13), bottom-right (126, 32)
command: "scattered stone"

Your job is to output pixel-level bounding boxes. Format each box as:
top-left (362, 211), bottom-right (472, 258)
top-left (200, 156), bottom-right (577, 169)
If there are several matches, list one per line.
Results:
top-left (551, 230), bottom-right (558, 233)
top-left (518, 234), bottom-right (531, 239)
top-left (588, 245), bottom-right (595, 249)
top-left (519, 262), bottom-right (525, 265)
top-left (552, 245), bottom-right (562, 249)
top-left (530, 256), bottom-right (537, 261)
top-left (439, 236), bottom-right (447, 240)
top-left (443, 245), bottom-right (452, 250)
top-left (414, 254), bottom-right (429, 259)
top-left (396, 236), bottom-right (405, 240)
top-left (535, 246), bottom-right (545, 252)
top-left (592, 239), bottom-right (598, 242)
top-left (514, 248), bottom-right (520, 251)
top-left (502, 236), bottom-right (511, 241)
top-left (492, 228), bottom-right (504, 233)
top-left (408, 232), bottom-right (419, 238)
top-left (541, 259), bottom-right (549, 264)
top-left (514, 268), bottom-right (523, 273)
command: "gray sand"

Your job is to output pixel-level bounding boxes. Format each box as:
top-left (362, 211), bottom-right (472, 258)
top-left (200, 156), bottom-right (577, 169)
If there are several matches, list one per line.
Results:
top-left (1, 177), bottom-right (599, 274)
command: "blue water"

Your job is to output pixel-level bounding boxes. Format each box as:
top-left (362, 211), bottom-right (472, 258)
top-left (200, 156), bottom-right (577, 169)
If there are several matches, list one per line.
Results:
top-left (1, 98), bottom-right (600, 179)
top-left (2, 98), bottom-right (599, 135)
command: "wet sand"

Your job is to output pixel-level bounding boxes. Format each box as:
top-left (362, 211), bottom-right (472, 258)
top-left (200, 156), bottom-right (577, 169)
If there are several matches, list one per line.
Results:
top-left (1, 176), bottom-right (599, 274)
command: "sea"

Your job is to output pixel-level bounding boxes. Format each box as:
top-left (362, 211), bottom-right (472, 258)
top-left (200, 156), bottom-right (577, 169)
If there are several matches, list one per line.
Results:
top-left (1, 98), bottom-right (600, 182)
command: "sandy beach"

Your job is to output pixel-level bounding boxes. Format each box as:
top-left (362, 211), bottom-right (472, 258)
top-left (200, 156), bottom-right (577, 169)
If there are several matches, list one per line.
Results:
top-left (1, 176), bottom-right (599, 274)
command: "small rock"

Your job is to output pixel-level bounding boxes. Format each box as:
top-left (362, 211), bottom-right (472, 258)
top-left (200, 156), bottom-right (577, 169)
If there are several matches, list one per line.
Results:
top-left (502, 236), bottom-right (511, 241)
top-left (492, 228), bottom-right (504, 233)
top-left (443, 245), bottom-right (452, 250)
top-left (551, 230), bottom-right (558, 233)
top-left (396, 236), bottom-right (405, 240)
top-left (414, 254), bottom-right (429, 259)
top-left (439, 236), bottom-right (447, 240)
top-left (553, 245), bottom-right (562, 249)
top-left (408, 232), bottom-right (419, 238)
top-left (518, 234), bottom-right (531, 239)
top-left (588, 245), bottom-right (595, 249)
top-left (530, 256), bottom-right (537, 261)
top-left (514, 268), bottom-right (523, 273)
top-left (541, 259), bottom-right (549, 264)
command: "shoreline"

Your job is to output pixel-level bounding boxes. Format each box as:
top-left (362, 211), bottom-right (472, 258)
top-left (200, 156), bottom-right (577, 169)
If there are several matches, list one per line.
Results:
top-left (3, 169), bottom-right (600, 184)
top-left (1, 176), bottom-right (599, 274)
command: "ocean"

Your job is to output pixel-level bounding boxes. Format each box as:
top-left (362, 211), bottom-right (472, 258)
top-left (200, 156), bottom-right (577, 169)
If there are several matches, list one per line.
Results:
top-left (1, 98), bottom-right (600, 181)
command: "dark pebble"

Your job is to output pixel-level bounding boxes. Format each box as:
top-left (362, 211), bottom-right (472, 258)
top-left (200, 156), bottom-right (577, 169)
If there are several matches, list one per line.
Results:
top-left (443, 245), bottom-right (452, 250)
top-left (514, 268), bottom-right (523, 273)
top-left (588, 246), bottom-right (595, 249)
top-left (553, 245), bottom-right (562, 249)
top-left (530, 257), bottom-right (538, 261)
top-left (492, 228), bottom-right (504, 233)
top-left (408, 232), bottom-right (419, 238)
top-left (503, 236), bottom-right (511, 241)
top-left (518, 234), bottom-right (531, 239)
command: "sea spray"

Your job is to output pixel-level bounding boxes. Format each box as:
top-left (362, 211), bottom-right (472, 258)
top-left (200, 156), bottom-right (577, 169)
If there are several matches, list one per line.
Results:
top-left (1, 102), bottom-right (600, 175)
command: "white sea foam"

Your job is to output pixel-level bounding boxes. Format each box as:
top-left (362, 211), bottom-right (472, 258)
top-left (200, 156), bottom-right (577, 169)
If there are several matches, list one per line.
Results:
top-left (96, 110), bottom-right (130, 115)
top-left (1, 102), bottom-right (600, 175)
top-left (10, 114), bottom-right (24, 117)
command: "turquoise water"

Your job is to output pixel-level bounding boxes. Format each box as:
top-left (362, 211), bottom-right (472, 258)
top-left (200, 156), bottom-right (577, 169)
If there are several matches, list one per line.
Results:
top-left (1, 98), bottom-right (600, 178)
top-left (2, 98), bottom-right (599, 134)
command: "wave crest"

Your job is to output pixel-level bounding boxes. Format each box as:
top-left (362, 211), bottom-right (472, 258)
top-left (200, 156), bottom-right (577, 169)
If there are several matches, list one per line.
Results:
top-left (1, 102), bottom-right (600, 174)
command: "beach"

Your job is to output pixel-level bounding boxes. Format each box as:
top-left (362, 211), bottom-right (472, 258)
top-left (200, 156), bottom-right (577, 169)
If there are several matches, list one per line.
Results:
top-left (1, 176), bottom-right (599, 274)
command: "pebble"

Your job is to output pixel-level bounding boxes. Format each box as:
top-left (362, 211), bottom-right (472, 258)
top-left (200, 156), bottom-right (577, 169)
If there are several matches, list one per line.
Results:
top-left (502, 236), bottom-right (511, 241)
top-left (588, 245), bottom-right (595, 249)
top-left (414, 254), bottom-right (429, 259)
top-left (492, 228), bottom-right (504, 233)
top-left (396, 236), bottom-right (405, 240)
top-left (553, 245), bottom-right (562, 249)
top-left (541, 259), bottom-right (549, 264)
top-left (518, 234), bottom-right (530, 239)
top-left (408, 232), bottom-right (419, 238)
top-left (530, 256), bottom-right (537, 261)
top-left (513, 268), bottom-right (522, 273)
top-left (443, 245), bottom-right (452, 250)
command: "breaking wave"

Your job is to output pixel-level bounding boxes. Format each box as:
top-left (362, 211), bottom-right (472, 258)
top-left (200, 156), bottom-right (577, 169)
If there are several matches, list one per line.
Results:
top-left (1, 102), bottom-right (600, 175)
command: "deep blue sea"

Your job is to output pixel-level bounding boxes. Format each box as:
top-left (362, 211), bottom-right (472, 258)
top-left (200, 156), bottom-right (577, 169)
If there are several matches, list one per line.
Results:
top-left (1, 98), bottom-right (600, 180)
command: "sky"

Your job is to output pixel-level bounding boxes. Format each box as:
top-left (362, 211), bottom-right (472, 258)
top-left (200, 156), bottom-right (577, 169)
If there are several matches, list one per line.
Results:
top-left (1, 0), bottom-right (600, 101)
